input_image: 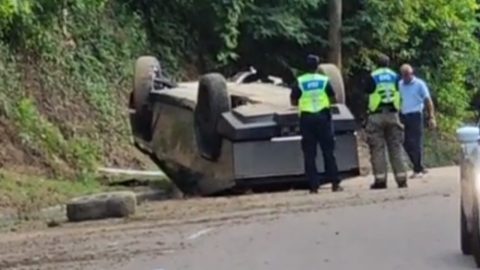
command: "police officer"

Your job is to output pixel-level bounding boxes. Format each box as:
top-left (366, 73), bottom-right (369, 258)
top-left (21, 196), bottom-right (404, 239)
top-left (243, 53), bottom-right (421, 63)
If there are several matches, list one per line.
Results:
top-left (365, 54), bottom-right (407, 189)
top-left (290, 55), bottom-right (343, 193)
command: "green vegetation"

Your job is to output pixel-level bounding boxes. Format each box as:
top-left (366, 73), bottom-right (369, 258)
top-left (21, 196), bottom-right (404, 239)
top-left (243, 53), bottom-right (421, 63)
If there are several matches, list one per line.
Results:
top-left (0, 169), bottom-right (102, 216)
top-left (0, 0), bottom-right (149, 181)
top-left (0, 0), bottom-right (476, 212)
top-left (129, 0), bottom-right (479, 165)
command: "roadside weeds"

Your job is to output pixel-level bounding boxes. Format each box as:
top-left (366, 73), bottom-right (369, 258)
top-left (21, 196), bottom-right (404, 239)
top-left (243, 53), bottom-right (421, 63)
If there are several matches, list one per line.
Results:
top-left (0, 169), bottom-right (172, 232)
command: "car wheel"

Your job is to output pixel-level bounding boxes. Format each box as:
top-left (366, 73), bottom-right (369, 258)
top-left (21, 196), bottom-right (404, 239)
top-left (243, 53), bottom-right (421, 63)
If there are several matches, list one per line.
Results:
top-left (132, 56), bottom-right (160, 141)
top-left (318, 63), bottom-right (345, 104)
top-left (470, 192), bottom-right (480, 266)
top-left (194, 73), bottom-right (231, 161)
top-left (462, 203), bottom-right (472, 255)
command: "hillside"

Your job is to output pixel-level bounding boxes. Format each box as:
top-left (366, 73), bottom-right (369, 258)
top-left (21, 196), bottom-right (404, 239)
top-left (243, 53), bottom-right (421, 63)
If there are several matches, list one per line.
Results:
top-left (0, 0), bottom-right (477, 183)
top-left (0, 1), bottom-right (153, 180)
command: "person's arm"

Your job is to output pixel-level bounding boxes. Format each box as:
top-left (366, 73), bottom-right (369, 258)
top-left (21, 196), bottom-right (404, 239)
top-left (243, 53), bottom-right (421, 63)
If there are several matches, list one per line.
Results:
top-left (426, 99), bottom-right (435, 119)
top-left (426, 99), bottom-right (436, 128)
top-left (421, 80), bottom-right (437, 127)
top-left (365, 76), bottom-right (376, 94)
top-left (421, 81), bottom-right (435, 117)
top-left (326, 81), bottom-right (337, 104)
top-left (290, 83), bottom-right (301, 106)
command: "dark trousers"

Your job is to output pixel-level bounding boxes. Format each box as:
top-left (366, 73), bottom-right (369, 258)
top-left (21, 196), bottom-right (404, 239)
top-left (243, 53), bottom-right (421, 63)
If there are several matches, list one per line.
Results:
top-left (300, 112), bottom-right (339, 189)
top-left (400, 112), bottom-right (425, 173)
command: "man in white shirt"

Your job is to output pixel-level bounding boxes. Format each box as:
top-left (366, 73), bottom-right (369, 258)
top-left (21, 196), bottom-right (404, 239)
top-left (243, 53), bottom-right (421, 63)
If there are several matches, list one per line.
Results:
top-left (398, 64), bottom-right (437, 178)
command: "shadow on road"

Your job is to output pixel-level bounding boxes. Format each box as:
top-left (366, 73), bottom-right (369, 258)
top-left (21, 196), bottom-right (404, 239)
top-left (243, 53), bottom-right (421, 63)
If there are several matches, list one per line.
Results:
top-left (437, 252), bottom-right (476, 269)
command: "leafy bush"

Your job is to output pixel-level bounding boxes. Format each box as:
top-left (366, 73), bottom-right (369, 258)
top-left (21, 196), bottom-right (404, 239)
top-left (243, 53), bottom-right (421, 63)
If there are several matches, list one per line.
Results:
top-left (0, 0), bottom-right (477, 177)
top-left (0, 0), bottom-right (148, 179)
top-left (345, 0), bottom-right (479, 131)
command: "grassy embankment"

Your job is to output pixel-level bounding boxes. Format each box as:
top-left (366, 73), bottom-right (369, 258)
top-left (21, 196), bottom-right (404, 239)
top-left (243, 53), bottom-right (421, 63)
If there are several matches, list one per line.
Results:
top-left (0, 2), bottom-right (168, 218)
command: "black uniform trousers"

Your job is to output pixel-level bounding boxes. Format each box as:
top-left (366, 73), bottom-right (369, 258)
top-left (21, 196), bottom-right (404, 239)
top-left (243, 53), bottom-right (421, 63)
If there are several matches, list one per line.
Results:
top-left (299, 110), bottom-right (340, 190)
top-left (400, 112), bottom-right (425, 173)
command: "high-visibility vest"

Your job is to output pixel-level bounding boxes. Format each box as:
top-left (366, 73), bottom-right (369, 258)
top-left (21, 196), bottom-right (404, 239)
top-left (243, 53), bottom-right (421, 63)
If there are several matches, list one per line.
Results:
top-left (297, 73), bottom-right (331, 113)
top-left (368, 68), bottom-right (401, 112)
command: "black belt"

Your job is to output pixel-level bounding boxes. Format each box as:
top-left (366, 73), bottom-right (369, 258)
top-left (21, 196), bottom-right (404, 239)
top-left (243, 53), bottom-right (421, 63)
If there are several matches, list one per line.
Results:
top-left (400, 111), bottom-right (422, 116)
top-left (370, 105), bottom-right (398, 114)
top-left (300, 109), bottom-right (330, 117)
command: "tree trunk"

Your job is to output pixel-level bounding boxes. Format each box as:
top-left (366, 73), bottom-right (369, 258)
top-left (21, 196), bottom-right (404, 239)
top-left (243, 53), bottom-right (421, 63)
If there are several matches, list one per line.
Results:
top-left (328, 0), bottom-right (342, 70)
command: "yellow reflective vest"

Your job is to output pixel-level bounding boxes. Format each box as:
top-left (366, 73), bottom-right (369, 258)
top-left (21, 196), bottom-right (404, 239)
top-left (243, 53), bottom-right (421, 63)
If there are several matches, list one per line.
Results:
top-left (297, 73), bottom-right (331, 113)
top-left (368, 68), bottom-right (401, 113)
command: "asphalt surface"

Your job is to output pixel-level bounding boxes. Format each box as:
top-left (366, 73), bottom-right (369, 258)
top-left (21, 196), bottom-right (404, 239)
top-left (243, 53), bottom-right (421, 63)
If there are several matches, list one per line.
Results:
top-left (118, 175), bottom-right (477, 270)
top-left (1, 166), bottom-right (478, 270)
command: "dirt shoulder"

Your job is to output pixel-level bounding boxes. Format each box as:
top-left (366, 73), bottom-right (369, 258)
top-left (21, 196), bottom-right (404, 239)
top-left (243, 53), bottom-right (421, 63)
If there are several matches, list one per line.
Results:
top-left (0, 166), bottom-right (459, 270)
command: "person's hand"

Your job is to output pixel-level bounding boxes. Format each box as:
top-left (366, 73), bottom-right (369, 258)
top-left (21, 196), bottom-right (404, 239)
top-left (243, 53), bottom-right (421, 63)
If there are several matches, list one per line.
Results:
top-left (427, 117), bottom-right (437, 129)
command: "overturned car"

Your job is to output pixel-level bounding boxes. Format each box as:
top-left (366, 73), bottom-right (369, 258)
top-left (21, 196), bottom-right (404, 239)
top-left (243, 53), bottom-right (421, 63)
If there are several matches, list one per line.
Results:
top-left (129, 56), bottom-right (360, 195)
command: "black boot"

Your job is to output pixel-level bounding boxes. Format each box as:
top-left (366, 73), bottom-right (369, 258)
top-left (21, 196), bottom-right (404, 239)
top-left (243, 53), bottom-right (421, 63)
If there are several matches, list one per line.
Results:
top-left (397, 181), bottom-right (408, 189)
top-left (370, 182), bottom-right (387, 190)
top-left (332, 183), bottom-right (343, 192)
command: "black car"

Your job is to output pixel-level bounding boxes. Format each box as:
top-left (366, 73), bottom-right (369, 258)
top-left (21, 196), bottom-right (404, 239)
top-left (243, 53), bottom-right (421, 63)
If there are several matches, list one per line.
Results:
top-left (129, 56), bottom-right (360, 196)
top-left (458, 125), bottom-right (480, 267)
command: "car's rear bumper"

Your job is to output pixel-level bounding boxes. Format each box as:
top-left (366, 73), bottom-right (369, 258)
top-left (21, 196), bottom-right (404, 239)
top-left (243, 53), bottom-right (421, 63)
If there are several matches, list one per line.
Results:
top-left (229, 133), bottom-right (358, 180)
top-left (218, 104), bottom-right (358, 142)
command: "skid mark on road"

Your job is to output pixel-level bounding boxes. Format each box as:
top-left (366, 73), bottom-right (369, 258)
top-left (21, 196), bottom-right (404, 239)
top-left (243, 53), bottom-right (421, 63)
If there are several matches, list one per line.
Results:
top-left (187, 228), bottom-right (213, 240)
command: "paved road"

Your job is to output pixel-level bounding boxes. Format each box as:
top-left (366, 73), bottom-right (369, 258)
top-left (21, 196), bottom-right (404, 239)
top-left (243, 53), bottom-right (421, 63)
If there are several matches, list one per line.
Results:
top-left (1, 167), bottom-right (477, 270)
top-left (120, 178), bottom-right (477, 270)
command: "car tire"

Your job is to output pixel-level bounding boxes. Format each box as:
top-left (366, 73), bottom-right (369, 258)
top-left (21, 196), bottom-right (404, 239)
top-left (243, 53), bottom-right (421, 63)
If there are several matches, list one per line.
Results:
top-left (194, 73), bottom-right (231, 161)
top-left (470, 192), bottom-right (480, 267)
top-left (66, 191), bottom-right (137, 222)
top-left (462, 203), bottom-right (473, 255)
top-left (132, 56), bottom-right (160, 141)
top-left (318, 63), bottom-right (345, 104)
